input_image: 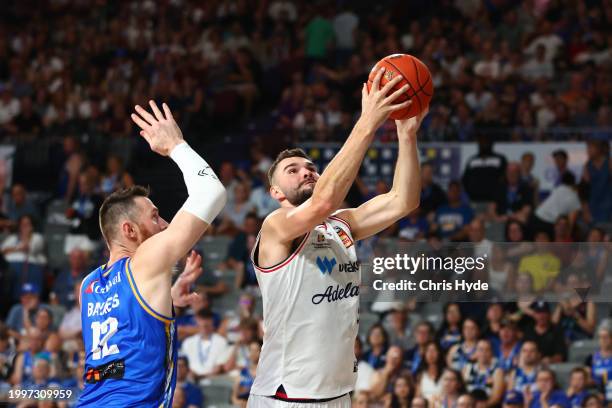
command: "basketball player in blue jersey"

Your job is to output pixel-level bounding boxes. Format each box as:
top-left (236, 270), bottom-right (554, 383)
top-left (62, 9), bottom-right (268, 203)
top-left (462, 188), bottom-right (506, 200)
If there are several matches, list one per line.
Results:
top-left (248, 67), bottom-right (427, 407)
top-left (77, 101), bottom-right (226, 407)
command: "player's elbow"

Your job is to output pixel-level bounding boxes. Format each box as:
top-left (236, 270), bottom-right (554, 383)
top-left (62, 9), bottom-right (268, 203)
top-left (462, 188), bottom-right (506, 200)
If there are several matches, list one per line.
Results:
top-left (394, 193), bottom-right (420, 216)
top-left (310, 198), bottom-right (335, 219)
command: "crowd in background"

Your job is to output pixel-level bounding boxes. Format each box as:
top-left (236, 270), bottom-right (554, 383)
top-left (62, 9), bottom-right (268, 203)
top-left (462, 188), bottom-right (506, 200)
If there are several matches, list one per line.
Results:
top-left (0, 0), bottom-right (611, 407)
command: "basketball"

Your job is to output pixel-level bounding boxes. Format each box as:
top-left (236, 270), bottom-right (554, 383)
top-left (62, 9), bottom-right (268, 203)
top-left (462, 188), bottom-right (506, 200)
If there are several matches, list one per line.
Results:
top-left (367, 54), bottom-right (434, 120)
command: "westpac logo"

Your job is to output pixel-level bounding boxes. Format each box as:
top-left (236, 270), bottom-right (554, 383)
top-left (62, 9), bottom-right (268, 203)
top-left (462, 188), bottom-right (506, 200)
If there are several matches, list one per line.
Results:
top-left (316, 256), bottom-right (336, 275)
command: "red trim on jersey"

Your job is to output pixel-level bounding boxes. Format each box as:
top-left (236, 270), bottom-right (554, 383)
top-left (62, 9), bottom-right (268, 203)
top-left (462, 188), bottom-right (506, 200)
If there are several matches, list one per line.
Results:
top-left (253, 231), bottom-right (311, 273)
top-left (329, 215), bottom-right (351, 232)
top-left (274, 390), bottom-right (314, 401)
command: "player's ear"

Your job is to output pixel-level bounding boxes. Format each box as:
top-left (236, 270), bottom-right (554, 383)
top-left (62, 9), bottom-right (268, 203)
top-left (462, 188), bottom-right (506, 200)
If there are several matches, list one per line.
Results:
top-left (269, 185), bottom-right (284, 201)
top-left (121, 221), bottom-right (138, 241)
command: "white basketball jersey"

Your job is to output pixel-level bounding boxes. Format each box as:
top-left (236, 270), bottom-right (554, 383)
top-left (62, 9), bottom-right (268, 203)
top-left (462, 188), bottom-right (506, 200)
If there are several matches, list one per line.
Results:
top-left (250, 215), bottom-right (360, 399)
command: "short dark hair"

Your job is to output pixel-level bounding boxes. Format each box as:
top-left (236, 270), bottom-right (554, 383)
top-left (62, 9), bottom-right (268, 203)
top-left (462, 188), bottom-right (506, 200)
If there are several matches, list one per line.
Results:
top-left (99, 185), bottom-right (150, 244)
top-left (267, 148), bottom-right (311, 185)
top-left (560, 171), bottom-right (576, 186)
top-left (196, 309), bottom-right (214, 321)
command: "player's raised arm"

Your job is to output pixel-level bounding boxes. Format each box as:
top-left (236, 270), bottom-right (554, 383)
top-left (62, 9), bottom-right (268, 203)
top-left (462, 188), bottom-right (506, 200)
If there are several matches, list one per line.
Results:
top-left (264, 67), bottom-right (411, 243)
top-left (335, 108), bottom-right (427, 241)
top-left (130, 101), bottom-right (227, 275)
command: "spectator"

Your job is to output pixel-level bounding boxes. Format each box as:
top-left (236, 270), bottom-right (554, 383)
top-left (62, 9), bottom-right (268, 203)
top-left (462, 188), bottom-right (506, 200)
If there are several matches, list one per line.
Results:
top-left (5, 283), bottom-right (48, 338)
top-left (226, 213), bottom-right (260, 289)
top-left (363, 324), bottom-right (389, 370)
top-left (523, 301), bottom-right (567, 364)
top-left (468, 219), bottom-right (492, 259)
top-left (10, 327), bottom-right (49, 385)
top-left (219, 293), bottom-right (260, 344)
top-left (433, 181), bottom-right (474, 241)
top-left (419, 162), bottom-right (447, 219)
top-left (507, 341), bottom-right (541, 393)
top-left (552, 273), bottom-right (596, 342)
top-left (370, 345), bottom-right (411, 400)
top-left (518, 231), bottom-right (561, 292)
top-left (14, 96), bottom-right (42, 135)
top-left (176, 292), bottom-right (222, 344)
top-left (502, 390), bottom-right (524, 408)
top-left (304, 8), bottom-right (334, 61)
top-left (58, 282), bottom-right (82, 343)
top-left (581, 140), bottom-right (611, 223)
top-left (504, 219), bottom-right (533, 265)
top-left (99, 155), bottom-right (134, 196)
top-left (429, 368), bottom-right (466, 408)
top-left (176, 355), bottom-right (204, 408)
top-left (5, 184), bottom-right (39, 224)
top-left (0, 86), bottom-right (20, 131)
top-left (521, 45), bottom-right (554, 80)
top-left (398, 208), bottom-right (429, 241)
top-left (566, 367), bottom-right (590, 408)
top-left (292, 101), bottom-right (326, 142)
top-left (462, 339), bottom-right (505, 406)
top-left (520, 152), bottom-right (540, 207)
top-left (551, 150), bottom-right (573, 187)
top-left (415, 341), bottom-right (445, 400)
top-left (437, 303), bottom-right (463, 351)
top-left (181, 309), bottom-right (230, 380)
top-left (464, 79), bottom-right (494, 114)
top-left (224, 318), bottom-right (259, 374)
top-left (217, 182), bottom-right (255, 235)
top-left (490, 162), bottom-right (534, 223)
top-left (354, 336), bottom-right (375, 393)
top-left (447, 318), bottom-right (480, 371)
top-left (523, 21), bottom-right (563, 62)
top-left (405, 321), bottom-right (434, 375)
top-left (20, 355), bottom-right (61, 390)
top-left (456, 393), bottom-right (476, 408)
top-left (384, 307), bottom-right (419, 351)
top-left (384, 374), bottom-right (415, 408)
top-left (586, 321), bottom-right (612, 402)
top-left (462, 136), bottom-right (507, 202)
top-left (497, 319), bottom-right (522, 373)
top-left (0, 326), bottom-right (15, 383)
top-left (248, 175), bottom-right (280, 218)
top-left (524, 368), bottom-right (571, 408)
top-left (64, 172), bottom-right (104, 254)
top-left (581, 394), bottom-right (604, 408)
top-left (1, 214), bottom-right (47, 294)
top-left (53, 248), bottom-right (88, 308)
top-left (231, 340), bottom-right (261, 408)
top-left (489, 244), bottom-right (514, 292)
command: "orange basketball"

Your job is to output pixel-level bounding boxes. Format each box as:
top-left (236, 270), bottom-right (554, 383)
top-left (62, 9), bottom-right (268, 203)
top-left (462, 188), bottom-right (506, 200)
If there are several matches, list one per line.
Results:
top-left (367, 54), bottom-right (433, 120)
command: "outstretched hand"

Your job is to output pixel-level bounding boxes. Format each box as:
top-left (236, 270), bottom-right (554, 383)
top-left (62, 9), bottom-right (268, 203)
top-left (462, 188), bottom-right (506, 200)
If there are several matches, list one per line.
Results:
top-left (171, 250), bottom-right (203, 308)
top-left (395, 107), bottom-right (429, 141)
top-left (359, 66), bottom-right (413, 133)
top-left (131, 100), bottom-right (184, 156)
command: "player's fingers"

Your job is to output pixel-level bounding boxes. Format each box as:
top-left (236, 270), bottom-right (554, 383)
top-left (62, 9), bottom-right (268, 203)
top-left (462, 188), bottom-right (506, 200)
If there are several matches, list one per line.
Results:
top-left (362, 82), bottom-right (367, 98)
top-left (383, 84), bottom-right (409, 105)
top-left (131, 113), bottom-right (151, 131)
top-left (162, 103), bottom-right (174, 121)
top-left (388, 99), bottom-right (413, 111)
top-left (149, 100), bottom-right (164, 121)
top-left (372, 66), bottom-right (385, 92)
top-left (380, 75), bottom-right (405, 96)
top-left (135, 105), bottom-right (157, 125)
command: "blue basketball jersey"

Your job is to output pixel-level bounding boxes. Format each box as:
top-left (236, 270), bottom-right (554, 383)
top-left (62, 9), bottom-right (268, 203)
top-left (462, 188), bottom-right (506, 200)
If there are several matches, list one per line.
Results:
top-left (77, 257), bottom-right (177, 407)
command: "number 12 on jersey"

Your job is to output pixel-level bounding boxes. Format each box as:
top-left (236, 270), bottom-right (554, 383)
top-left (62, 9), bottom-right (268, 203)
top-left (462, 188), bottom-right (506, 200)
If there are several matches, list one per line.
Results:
top-left (91, 317), bottom-right (120, 360)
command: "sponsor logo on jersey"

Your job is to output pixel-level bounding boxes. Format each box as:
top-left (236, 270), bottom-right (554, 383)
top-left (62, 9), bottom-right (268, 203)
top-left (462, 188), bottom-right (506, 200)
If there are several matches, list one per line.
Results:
top-left (85, 359), bottom-right (125, 383)
top-left (338, 261), bottom-right (360, 272)
top-left (84, 273), bottom-right (122, 295)
top-left (311, 282), bottom-right (360, 305)
top-left (87, 294), bottom-right (120, 317)
top-left (334, 226), bottom-right (354, 248)
top-left (313, 233), bottom-right (332, 249)
top-left (316, 256), bottom-right (336, 275)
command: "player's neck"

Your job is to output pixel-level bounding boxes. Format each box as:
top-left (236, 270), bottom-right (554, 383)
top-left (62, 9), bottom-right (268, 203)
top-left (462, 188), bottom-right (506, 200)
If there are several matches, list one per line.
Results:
top-left (108, 241), bottom-right (137, 265)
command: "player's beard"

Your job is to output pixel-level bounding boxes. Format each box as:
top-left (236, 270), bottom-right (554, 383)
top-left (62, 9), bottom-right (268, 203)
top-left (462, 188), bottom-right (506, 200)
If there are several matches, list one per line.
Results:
top-left (285, 184), bottom-right (314, 206)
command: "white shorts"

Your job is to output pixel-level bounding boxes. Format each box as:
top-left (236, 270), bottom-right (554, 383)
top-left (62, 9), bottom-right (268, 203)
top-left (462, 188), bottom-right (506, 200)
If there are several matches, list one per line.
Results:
top-left (247, 394), bottom-right (351, 408)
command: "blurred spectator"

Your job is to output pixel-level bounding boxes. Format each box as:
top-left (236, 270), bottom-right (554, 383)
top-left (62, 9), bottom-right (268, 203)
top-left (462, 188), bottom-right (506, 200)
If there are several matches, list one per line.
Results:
top-left (552, 273), bottom-right (596, 342)
top-left (490, 162), bottom-right (534, 223)
top-left (181, 309), bottom-right (230, 381)
top-left (415, 341), bottom-right (444, 400)
top-left (565, 367), bottom-right (590, 408)
top-left (468, 219), bottom-right (492, 259)
top-left (383, 374), bottom-right (415, 408)
top-left (354, 336), bottom-right (375, 393)
top-left (231, 340), bottom-right (261, 408)
top-left (523, 301), bottom-right (567, 364)
top-left (462, 136), bottom-right (507, 202)
top-left (248, 175), bottom-right (280, 218)
top-left (398, 208), bottom-right (429, 242)
top-left (411, 396), bottom-right (429, 408)
top-left (219, 293), bottom-right (260, 344)
top-left (581, 140), bottom-right (611, 223)
top-left (292, 100), bottom-right (326, 142)
top-left (586, 321), bottom-right (612, 402)
top-left (5, 283), bottom-right (48, 338)
top-left (553, 215), bottom-right (573, 243)
top-left (462, 339), bottom-right (505, 406)
top-left (10, 327), bottom-right (49, 385)
top-left (524, 368), bottom-right (571, 408)
top-left (20, 355), bottom-right (61, 390)
top-left (521, 45), bottom-right (554, 80)
top-left (496, 320), bottom-right (522, 373)
top-left (224, 318), bottom-right (259, 374)
top-left (384, 307), bottom-right (419, 351)
top-left (430, 368), bottom-right (465, 408)
top-left (432, 181), bottom-right (474, 241)
top-left (370, 345), bottom-right (412, 400)
top-left (504, 219), bottom-right (533, 264)
top-left (437, 303), bottom-right (463, 351)
top-left (419, 162), bottom-right (447, 218)
top-left (217, 182), bottom-right (255, 235)
top-left (176, 293), bottom-right (222, 344)
top-left (464, 80), bottom-right (494, 114)
top-left (1, 214), bottom-right (47, 294)
top-left (0, 325), bottom-right (14, 382)
top-left (551, 150), bottom-right (573, 188)
top-left (58, 282), bottom-right (82, 343)
top-left (5, 184), bottom-right (39, 224)
top-left (581, 394), bottom-right (604, 408)
top-left (507, 341), bottom-right (541, 392)
top-left (362, 324), bottom-right (389, 370)
top-left (520, 152), bottom-right (540, 206)
top-left (523, 21), bottom-right (563, 62)
top-left (0, 86), bottom-right (20, 131)
top-left (226, 213), bottom-right (260, 289)
top-left (447, 318), bottom-right (480, 371)
top-left (64, 172), bottom-right (103, 254)
top-left (304, 8), bottom-right (334, 61)
top-left (99, 155), bottom-right (134, 196)
top-left (502, 390), bottom-right (524, 408)
top-left (14, 96), bottom-right (42, 135)
top-left (489, 245), bottom-right (514, 292)
top-left (53, 248), bottom-right (88, 308)
top-left (176, 355), bottom-right (204, 408)
top-left (405, 321), bottom-right (434, 375)
top-left (518, 231), bottom-right (561, 292)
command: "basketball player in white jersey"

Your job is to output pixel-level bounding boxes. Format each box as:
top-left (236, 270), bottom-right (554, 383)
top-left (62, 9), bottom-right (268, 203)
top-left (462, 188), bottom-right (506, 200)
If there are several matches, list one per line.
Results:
top-left (248, 67), bottom-right (427, 407)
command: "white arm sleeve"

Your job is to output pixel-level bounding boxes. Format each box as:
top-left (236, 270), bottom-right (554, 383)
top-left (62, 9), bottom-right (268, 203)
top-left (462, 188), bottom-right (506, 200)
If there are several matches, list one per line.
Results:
top-left (170, 142), bottom-right (227, 224)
